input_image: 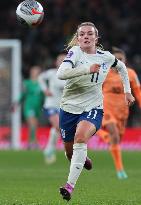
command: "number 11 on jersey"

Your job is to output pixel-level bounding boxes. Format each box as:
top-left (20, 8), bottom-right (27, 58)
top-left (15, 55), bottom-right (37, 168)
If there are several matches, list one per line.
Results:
top-left (91, 73), bottom-right (99, 83)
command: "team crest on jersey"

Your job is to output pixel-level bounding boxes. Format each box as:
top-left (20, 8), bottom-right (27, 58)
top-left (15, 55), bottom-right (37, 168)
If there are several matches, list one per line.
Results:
top-left (66, 51), bottom-right (73, 58)
top-left (101, 63), bottom-right (108, 72)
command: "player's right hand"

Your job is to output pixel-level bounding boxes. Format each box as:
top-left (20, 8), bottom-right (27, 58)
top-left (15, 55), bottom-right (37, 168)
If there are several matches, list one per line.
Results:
top-left (45, 89), bottom-right (53, 96)
top-left (90, 64), bottom-right (100, 73)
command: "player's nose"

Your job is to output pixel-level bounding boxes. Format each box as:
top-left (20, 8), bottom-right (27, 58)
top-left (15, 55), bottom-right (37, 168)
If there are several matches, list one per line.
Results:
top-left (84, 34), bottom-right (88, 39)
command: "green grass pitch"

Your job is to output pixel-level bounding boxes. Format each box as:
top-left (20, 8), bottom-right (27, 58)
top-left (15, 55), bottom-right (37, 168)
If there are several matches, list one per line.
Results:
top-left (0, 150), bottom-right (141, 205)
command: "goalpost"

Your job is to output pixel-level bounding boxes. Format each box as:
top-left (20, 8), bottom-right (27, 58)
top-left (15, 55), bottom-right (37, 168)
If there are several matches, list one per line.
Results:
top-left (0, 39), bottom-right (22, 149)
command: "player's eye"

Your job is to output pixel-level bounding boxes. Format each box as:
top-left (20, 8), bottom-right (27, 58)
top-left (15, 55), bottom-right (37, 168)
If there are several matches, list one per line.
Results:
top-left (88, 32), bottom-right (93, 35)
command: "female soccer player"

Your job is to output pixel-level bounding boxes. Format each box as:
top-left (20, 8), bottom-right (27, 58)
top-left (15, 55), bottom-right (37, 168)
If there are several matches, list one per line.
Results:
top-left (12, 66), bottom-right (44, 148)
top-left (38, 52), bottom-right (66, 163)
top-left (57, 22), bottom-right (135, 201)
top-left (97, 47), bottom-right (141, 179)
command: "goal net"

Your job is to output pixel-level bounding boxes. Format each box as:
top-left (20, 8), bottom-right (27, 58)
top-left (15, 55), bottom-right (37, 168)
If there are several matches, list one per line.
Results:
top-left (0, 40), bottom-right (21, 149)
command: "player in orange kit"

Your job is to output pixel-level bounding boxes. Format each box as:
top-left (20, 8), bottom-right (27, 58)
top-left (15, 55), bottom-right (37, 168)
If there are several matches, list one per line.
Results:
top-left (97, 47), bottom-right (141, 179)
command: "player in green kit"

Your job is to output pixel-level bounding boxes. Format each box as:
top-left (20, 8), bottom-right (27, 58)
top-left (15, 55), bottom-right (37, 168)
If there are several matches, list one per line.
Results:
top-left (12, 66), bottom-right (44, 148)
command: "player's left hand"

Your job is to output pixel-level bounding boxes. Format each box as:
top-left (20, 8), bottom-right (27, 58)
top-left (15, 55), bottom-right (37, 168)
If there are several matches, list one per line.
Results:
top-left (125, 93), bottom-right (135, 106)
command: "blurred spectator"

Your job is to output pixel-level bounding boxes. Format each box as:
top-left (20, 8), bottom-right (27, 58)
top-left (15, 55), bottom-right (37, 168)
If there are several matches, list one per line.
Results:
top-left (0, 0), bottom-right (140, 70)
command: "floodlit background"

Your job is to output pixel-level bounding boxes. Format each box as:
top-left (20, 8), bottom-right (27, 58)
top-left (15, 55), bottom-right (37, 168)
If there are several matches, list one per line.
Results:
top-left (0, 0), bottom-right (141, 148)
top-left (0, 0), bottom-right (141, 205)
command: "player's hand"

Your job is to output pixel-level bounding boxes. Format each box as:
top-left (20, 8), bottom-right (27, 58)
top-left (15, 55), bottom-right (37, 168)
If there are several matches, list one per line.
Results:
top-left (90, 64), bottom-right (100, 73)
top-left (44, 89), bottom-right (53, 96)
top-left (125, 93), bottom-right (135, 106)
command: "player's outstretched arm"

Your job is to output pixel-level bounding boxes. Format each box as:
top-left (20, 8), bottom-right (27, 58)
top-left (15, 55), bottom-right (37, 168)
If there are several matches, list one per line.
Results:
top-left (38, 71), bottom-right (49, 92)
top-left (38, 71), bottom-right (53, 96)
top-left (57, 62), bottom-right (100, 80)
top-left (115, 60), bottom-right (135, 106)
top-left (115, 60), bottom-right (131, 93)
top-left (129, 69), bottom-right (141, 108)
top-left (57, 61), bottom-right (90, 80)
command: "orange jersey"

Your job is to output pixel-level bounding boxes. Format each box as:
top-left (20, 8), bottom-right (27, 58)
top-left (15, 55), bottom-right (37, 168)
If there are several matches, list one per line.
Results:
top-left (103, 67), bottom-right (141, 119)
top-left (128, 69), bottom-right (141, 108)
top-left (97, 67), bottom-right (141, 140)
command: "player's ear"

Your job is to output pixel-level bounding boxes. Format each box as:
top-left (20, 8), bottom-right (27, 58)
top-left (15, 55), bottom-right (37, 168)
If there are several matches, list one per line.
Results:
top-left (95, 37), bottom-right (98, 44)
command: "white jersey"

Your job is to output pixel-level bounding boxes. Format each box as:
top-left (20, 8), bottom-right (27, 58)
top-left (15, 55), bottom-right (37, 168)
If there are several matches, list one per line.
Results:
top-left (38, 68), bottom-right (66, 109)
top-left (57, 46), bottom-right (131, 114)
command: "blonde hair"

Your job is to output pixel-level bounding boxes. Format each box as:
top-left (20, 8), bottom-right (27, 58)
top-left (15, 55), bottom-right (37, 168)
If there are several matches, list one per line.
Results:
top-left (66, 22), bottom-right (102, 50)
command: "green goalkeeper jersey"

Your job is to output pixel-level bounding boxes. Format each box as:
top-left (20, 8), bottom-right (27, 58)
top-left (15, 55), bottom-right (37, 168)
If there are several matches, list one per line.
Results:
top-left (19, 79), bottom-right (44, 119)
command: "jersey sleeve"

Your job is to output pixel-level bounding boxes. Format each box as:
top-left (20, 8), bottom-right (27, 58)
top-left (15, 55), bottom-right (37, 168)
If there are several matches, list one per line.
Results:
top-left (63, 46), bottom-right (80, 67)
top-left (38, 70), bottom-right (52, 92)
top-left (106, 51), bottom-right (117, 67)
top-left (106, 51), bottom-right (131, 93)
top-left (57, 46), bottom-right (90, 80)
top-left (129, 69), bottom-right (140, 88)
top-left (112, 60), bottom-right (131, 93)
top-left (129, 68), bottom-right (141, 107)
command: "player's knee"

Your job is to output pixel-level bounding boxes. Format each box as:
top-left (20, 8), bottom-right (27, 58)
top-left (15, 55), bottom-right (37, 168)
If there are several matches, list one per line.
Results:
top-left (111, 134), bottom-right (120, 144)
top-left (111, 130), bottom-right (120, 144)
top-left (74, 133), bottom-right (86, 143)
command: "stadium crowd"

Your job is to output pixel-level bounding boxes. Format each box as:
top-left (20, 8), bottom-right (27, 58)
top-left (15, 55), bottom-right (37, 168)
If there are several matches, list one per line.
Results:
top-left (0, 0), bottom-right (141, 71)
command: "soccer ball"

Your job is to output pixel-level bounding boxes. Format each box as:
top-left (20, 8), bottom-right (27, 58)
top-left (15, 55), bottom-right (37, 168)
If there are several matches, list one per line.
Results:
top-left (16, 0), bottom-right (44, 27)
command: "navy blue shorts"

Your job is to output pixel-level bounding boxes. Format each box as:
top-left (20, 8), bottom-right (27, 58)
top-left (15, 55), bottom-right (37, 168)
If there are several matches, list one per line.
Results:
top-left (43, 108), bottom-right (59, 117)
top-left (59, 108), bottom-right (103, 142)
